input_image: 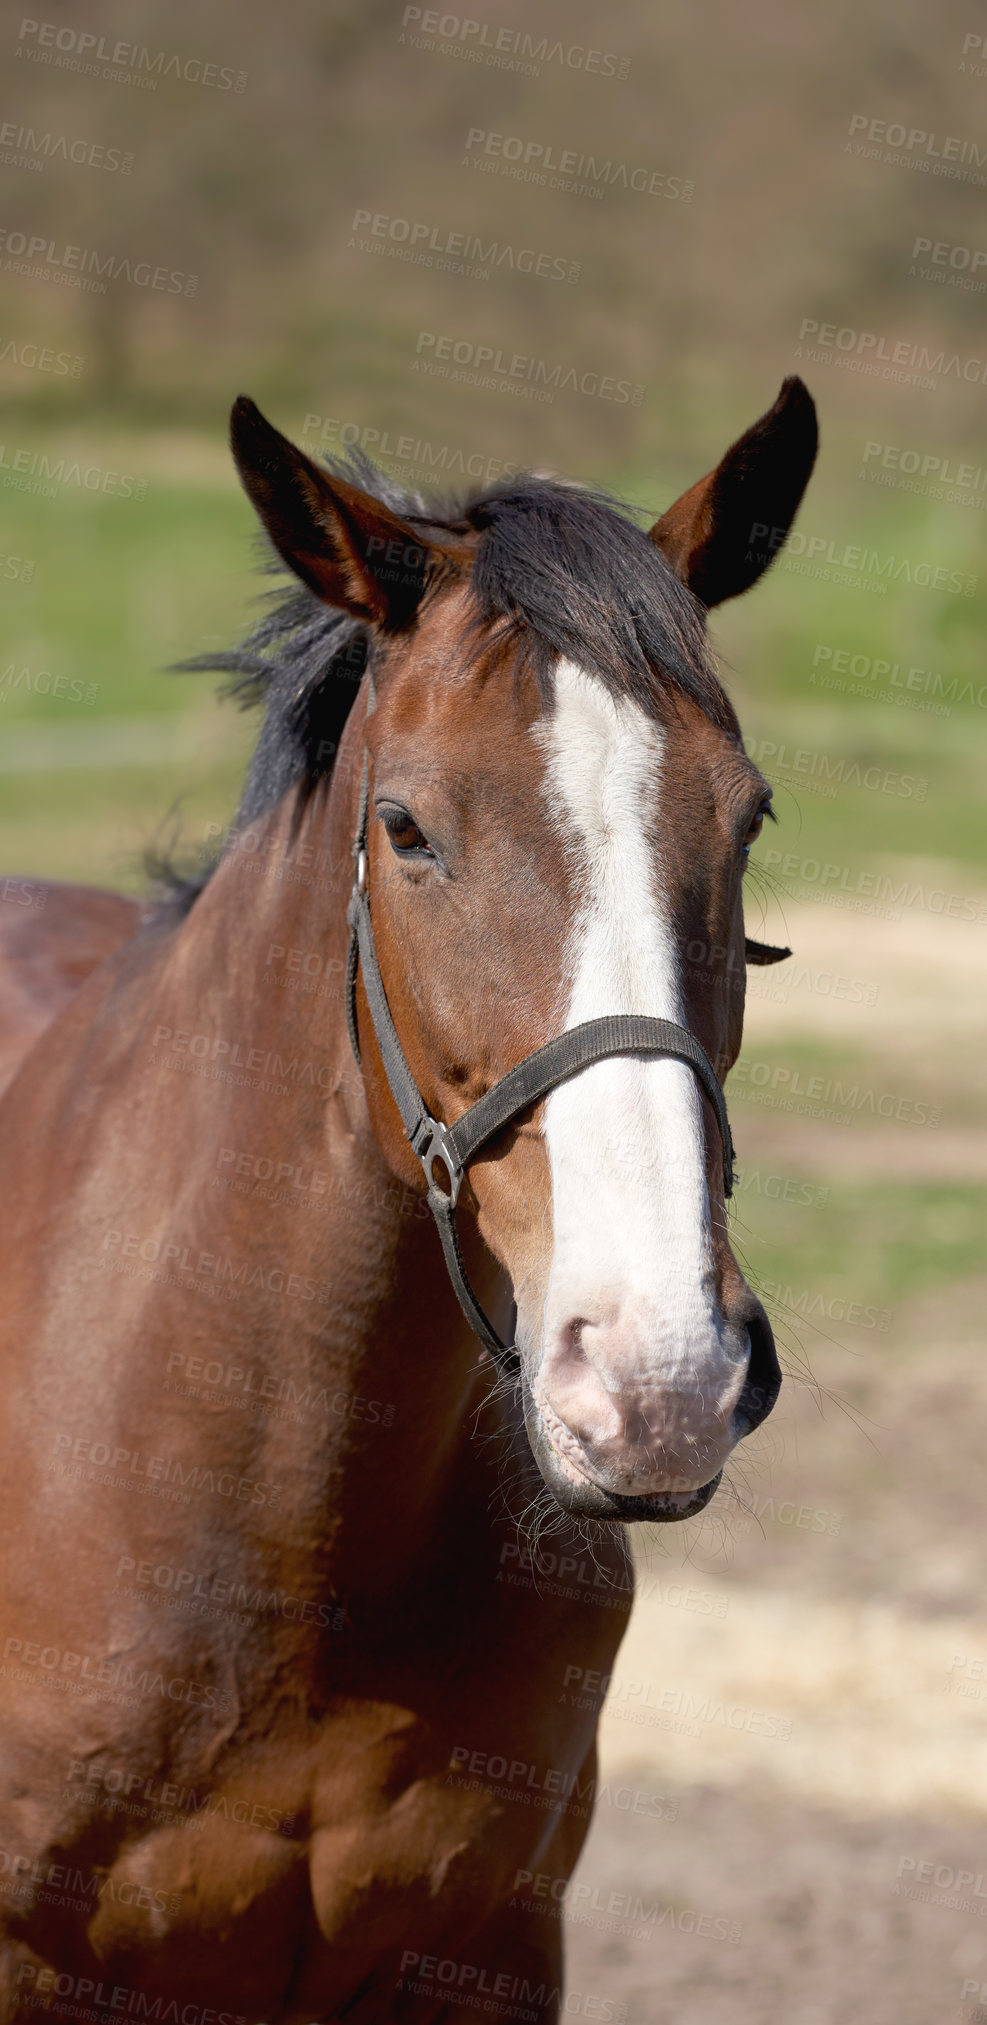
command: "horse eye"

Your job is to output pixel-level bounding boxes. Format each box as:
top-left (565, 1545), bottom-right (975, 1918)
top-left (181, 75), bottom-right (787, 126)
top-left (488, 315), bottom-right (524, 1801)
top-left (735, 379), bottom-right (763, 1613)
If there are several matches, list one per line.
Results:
top-left (743, 801), bottom-right (771, 857)
top-left (382, 808), bottom-right (431, 858)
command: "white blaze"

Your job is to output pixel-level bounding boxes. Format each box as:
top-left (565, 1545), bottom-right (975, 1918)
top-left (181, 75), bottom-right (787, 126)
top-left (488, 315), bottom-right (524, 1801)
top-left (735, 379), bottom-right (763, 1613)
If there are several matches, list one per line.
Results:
top-left (537, 660), bottom-right (737, 1405)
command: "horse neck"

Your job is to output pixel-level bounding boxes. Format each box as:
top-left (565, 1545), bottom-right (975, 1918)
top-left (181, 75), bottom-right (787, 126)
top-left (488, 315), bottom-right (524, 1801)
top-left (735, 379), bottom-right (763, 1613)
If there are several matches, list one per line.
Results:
top-left (158, 695), bottom-right (509, 1542)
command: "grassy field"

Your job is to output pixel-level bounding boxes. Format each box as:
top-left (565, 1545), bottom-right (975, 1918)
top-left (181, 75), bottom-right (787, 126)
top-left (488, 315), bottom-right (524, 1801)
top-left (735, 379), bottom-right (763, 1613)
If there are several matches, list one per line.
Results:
top-left (0, 437), bottom-right (255, 882)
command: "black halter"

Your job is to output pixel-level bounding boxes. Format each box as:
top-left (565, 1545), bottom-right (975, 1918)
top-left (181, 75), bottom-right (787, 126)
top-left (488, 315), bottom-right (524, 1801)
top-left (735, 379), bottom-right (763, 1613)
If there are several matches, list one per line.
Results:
top-left (344, 727), bottom-right (735, 1380)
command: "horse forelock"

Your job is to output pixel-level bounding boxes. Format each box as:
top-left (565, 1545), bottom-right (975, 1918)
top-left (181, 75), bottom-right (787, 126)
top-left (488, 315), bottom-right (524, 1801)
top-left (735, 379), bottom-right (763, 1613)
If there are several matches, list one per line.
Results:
top-left (155, 452), bottom-right (738, 915)
top-left (462, 478), bottom-right (735, 735)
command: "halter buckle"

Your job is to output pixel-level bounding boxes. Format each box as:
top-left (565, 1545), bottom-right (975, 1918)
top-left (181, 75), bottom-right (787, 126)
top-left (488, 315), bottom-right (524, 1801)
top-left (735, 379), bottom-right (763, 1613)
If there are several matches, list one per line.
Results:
top-left (411, 1117), bottom-right (463, 1209)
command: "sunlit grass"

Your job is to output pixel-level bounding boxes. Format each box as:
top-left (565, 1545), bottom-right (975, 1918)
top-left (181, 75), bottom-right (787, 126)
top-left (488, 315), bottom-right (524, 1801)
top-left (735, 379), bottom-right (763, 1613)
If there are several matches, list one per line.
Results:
top-left (731, 1179), bottom-right (986, 1320)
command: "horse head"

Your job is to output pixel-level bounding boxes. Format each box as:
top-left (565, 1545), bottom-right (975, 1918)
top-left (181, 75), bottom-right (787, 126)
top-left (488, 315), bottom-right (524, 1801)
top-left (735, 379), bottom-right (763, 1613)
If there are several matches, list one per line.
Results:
top-left (229, 379), bottom-right (817, 1523)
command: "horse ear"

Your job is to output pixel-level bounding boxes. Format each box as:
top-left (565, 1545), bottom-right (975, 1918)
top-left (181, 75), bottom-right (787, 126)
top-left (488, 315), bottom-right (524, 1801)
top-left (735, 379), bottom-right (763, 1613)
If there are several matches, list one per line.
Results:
top-left (745, 938), bottom-right (792, 966)
top-left (649, 378), bottom-right (818, 609)
top-left (229, 396), bottom-right (437, 628)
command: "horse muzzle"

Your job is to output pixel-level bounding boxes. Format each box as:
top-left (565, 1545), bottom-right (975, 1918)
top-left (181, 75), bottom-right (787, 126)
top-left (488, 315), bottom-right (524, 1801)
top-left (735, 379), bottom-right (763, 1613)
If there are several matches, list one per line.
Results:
top-left (521, 1294), bottom-right (780, 1523)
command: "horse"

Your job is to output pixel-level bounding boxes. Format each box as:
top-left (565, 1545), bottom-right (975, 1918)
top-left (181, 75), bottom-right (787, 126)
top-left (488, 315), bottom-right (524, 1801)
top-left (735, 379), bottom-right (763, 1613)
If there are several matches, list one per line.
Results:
top-left (0, 376), bottom-right (816, 2022)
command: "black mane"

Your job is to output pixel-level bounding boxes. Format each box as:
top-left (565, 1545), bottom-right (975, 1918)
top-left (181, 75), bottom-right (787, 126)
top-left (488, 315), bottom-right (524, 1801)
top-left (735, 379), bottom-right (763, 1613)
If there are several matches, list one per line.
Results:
top-left (157, 452), bottom-right (736, 912)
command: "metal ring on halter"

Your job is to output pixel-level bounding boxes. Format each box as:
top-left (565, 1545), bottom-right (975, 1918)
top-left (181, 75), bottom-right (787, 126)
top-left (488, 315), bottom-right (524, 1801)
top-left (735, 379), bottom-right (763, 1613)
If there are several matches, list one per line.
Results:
top-left (410, 1117), bottom-right (464, 1210)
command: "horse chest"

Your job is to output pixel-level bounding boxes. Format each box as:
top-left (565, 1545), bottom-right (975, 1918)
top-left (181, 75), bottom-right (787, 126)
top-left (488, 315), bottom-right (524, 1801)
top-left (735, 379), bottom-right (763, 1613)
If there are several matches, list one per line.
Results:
top-left (308, 1725), bottom-right (567, 1910)
top-left (300, 1678), bottom-right (591, 1939)
top-left (68, 1707), bottom-right (583, 2019)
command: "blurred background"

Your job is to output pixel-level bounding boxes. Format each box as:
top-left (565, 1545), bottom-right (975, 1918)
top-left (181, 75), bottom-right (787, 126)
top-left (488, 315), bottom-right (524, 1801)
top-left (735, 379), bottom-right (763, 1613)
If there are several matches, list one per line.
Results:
top-left (0, 2), bottom-right (984, 2019)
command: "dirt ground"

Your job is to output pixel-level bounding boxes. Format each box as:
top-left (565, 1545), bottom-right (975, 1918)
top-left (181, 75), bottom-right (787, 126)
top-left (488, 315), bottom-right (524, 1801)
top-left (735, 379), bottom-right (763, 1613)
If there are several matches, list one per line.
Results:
top-left (567, 1779), bottom-right (987, 2025)
top-left (557, 898), bottom-right (986, 2025)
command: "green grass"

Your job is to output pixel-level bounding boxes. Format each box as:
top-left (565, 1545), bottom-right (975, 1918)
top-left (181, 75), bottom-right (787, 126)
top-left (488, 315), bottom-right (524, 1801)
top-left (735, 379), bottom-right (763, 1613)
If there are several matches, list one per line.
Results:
top-left (0, 446), bottom-right (263, 882)
top-left (0, 465), bottom-right (252, 721)
top-left (0, 749), bottom-right (251, 889)
top-left (728, 1029), bottom-right (981, 1128)
top-left (731, 1181), bottom-right (985, 1327)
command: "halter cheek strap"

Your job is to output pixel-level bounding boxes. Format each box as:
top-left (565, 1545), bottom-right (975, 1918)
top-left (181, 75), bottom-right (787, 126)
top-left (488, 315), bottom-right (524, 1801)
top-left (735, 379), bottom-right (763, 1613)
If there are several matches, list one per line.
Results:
top-left (344, 738), bottom-right (736, 1378)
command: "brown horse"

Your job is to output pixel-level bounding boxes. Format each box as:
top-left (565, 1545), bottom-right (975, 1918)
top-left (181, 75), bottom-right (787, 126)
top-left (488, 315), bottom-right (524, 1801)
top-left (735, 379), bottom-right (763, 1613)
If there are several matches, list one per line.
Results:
top-left (0, 378), bottom-right (816, 2021)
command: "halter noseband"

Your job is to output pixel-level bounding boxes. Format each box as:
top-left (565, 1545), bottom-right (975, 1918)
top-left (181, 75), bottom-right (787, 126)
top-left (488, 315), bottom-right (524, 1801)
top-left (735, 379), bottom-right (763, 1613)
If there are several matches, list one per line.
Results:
top-left (344, 717), bottom-right (735, 1379)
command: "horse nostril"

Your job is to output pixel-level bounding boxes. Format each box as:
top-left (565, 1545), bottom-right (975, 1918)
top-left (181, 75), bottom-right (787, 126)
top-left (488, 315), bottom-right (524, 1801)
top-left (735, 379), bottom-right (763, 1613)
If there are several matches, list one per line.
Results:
top-left (561, 1316), bottom-right (592, 1360)
top-left (734, 1301), bottom-right (781, 1436)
